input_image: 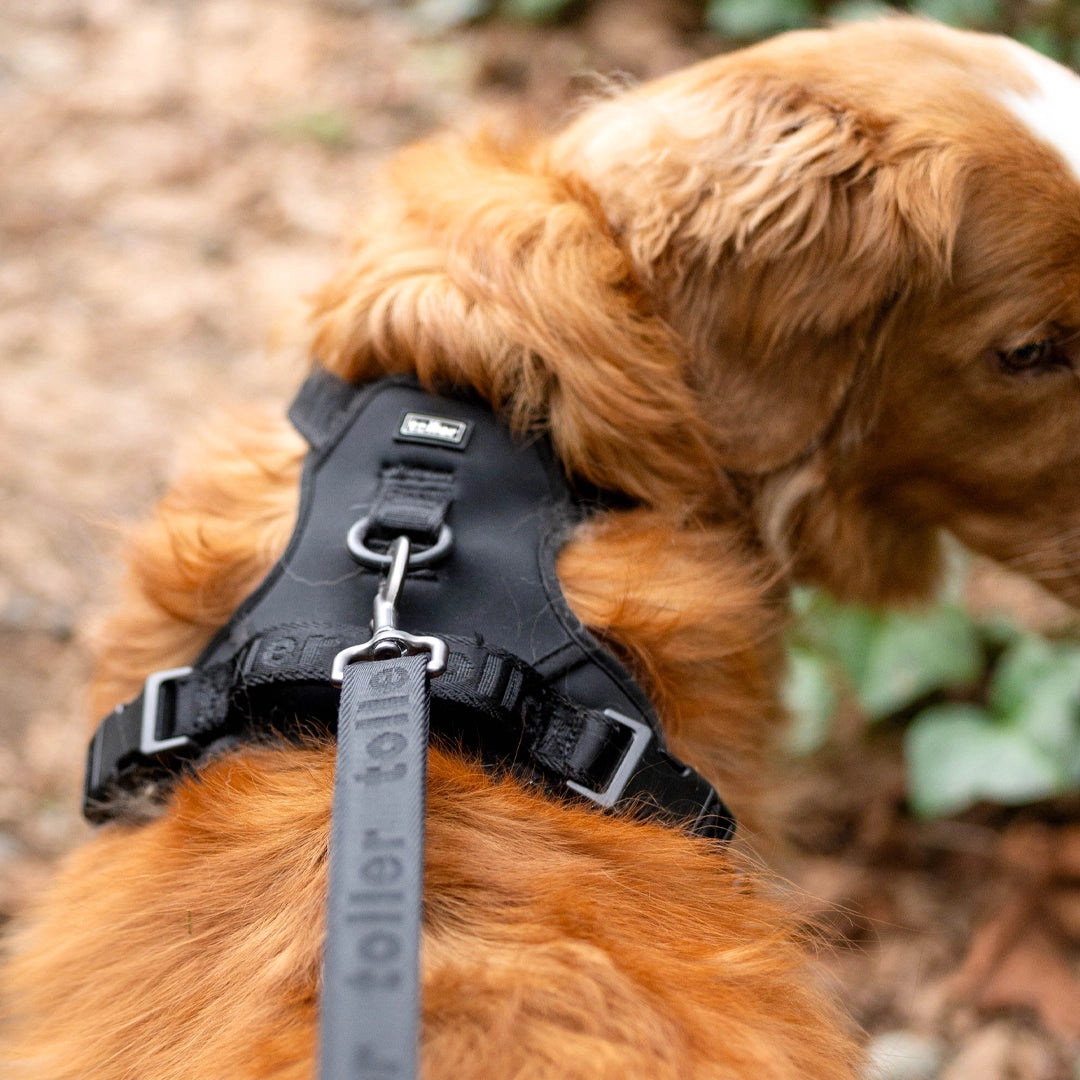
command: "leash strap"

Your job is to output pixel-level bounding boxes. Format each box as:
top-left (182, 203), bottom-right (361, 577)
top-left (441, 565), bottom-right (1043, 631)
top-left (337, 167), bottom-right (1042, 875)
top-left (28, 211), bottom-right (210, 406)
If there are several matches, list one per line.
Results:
top-left (320, 651), bottom-right (429, 1080)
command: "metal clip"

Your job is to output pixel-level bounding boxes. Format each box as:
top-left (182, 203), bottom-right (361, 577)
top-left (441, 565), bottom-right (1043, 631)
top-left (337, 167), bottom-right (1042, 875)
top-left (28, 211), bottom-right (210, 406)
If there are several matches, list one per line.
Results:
top-left (331, 536), bottom-right (448, 683)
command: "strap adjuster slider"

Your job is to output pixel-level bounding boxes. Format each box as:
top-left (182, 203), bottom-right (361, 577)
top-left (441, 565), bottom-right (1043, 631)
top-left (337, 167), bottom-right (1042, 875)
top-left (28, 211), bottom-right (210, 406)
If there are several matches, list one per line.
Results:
top-left (140, 667), bottom-right (196, 757)
top-left (566, 709), bottom-right (653, 808)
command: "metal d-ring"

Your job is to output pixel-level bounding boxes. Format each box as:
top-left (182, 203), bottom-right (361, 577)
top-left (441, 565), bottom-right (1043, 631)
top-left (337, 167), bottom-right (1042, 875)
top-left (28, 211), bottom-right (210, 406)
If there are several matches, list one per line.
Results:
top-left (346, 516), bottom-right (453, 569)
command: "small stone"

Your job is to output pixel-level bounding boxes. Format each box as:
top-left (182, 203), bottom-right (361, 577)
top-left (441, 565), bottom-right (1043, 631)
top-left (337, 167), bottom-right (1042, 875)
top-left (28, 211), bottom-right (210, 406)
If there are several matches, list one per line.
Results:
top-left (864, 1030), bottom-right (944, 1080)
top-left (941, 1023), bottom-right (1056, 1080)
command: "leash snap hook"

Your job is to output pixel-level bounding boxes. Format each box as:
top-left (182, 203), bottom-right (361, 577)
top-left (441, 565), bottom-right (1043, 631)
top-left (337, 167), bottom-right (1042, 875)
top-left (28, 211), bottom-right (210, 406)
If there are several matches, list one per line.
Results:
top-left (331, 535), bottom-right (448, 683)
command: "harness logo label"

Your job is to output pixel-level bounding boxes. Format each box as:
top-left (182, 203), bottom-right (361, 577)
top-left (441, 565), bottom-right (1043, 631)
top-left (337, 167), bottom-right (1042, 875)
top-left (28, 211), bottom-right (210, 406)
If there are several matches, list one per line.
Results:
top-left (395, 411), bottom-right (472, 450)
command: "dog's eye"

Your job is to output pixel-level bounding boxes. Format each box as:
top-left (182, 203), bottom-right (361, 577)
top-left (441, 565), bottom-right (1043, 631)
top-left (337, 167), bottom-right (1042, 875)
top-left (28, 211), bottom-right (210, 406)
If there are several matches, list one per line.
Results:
top-left (997, 339), bottom-right (1063, 375)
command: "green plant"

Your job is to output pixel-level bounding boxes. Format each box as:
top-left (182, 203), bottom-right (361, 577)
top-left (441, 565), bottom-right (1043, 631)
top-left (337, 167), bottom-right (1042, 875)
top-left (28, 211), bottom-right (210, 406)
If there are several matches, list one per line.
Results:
top-left (401, 0), bottom-right (1080, 61)
top-left (706, 0), bottom-right (816, 39)
top-left (702, 0), bottom-right (1080, 63)
top-left (784, 589), bottom-right (1080, 817)
top-left (270, 110), bottom-right (352, 148)
top-left (408, 0), bottom-right (577, 29)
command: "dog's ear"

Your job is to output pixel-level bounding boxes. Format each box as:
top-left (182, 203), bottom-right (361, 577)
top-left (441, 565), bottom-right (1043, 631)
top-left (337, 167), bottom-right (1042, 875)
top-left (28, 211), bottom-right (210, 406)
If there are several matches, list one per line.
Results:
top-left (309, 134), bottom-right (731, 514)
top-left (550, 66), bottom-right (966, 473)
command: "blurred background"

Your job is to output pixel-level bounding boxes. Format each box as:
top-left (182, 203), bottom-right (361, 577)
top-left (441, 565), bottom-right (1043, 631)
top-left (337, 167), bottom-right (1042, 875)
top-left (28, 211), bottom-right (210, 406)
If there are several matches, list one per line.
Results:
top-left (3, 1), bottom-right (1080, 1077)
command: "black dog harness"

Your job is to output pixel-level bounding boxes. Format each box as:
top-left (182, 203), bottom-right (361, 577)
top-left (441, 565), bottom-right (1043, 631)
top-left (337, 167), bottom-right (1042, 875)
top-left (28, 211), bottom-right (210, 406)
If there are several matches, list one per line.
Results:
top-left (83, 371), bottom-right (735, 1079)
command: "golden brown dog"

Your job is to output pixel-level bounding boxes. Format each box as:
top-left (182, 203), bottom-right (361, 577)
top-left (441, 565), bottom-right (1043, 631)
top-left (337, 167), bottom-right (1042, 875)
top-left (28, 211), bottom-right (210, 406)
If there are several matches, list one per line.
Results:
top-left (5, 16), bottom-right (1080, 1079)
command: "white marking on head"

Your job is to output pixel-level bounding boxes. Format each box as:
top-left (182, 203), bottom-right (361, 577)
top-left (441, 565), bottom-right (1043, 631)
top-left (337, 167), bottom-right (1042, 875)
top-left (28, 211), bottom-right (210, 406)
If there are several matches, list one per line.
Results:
top-left (998, 40), bottom-right (1080, 183)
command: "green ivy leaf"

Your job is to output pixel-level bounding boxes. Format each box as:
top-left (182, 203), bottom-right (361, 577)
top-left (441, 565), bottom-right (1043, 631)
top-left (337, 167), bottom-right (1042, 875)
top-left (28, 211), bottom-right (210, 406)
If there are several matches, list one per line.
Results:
top-left (909, 0), bottom-right (1002, 29)
top-left (990, 636), bottom-right (1080, 771)
top-left (854, 605), bottom-right (983, 720)
top-left (706, 0), bottom-right (815, 39)
top-left (978, 617), bottom-right (1024, 650)
top-left (827, 0), bottom-right (894, 22)
top-left (1016, 24), bottom-right (1066, 62)
top-left (790, 591), bottom-right (882, 690)
top-left (905, 703), bottom-right (1063, 817)
top-left (500, 0), bottom-right (574, 22)
top-left (783, 644), bottom-right (839, 755)
top-left (411, 0), bottom-right (492, 31)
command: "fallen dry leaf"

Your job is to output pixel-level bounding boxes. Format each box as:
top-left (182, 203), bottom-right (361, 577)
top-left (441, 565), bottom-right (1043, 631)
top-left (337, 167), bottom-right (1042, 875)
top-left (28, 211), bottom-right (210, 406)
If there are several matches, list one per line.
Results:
top-left (940, 1021), bottom-right (1059, 1080)
top-left (950, 894), bottom-right (1080, 1040)
top-left (998, 823), bottom-right (1057, 882)
top-left (1055, 826), bottom-right (1080, 879)
top-left (1046, 888), bottom-right (1080, 941)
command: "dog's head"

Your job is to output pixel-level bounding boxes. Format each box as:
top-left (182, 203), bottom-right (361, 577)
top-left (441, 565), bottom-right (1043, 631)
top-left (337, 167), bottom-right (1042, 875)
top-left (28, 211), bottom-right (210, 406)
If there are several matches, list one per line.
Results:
top-left (312, 18), bottom-right (1080, 608)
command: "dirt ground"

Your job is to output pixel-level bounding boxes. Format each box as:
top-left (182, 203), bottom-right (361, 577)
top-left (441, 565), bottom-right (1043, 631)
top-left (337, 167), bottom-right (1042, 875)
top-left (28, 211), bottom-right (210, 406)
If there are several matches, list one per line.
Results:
top-left (2, 1), bottom-right (1080, 1077)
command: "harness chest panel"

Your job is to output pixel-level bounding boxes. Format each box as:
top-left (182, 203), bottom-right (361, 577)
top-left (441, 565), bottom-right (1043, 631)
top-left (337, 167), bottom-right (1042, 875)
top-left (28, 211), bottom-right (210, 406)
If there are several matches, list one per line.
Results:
top-left (227, 376), bottom-right (651, 717)
top-left (85, 373), bottom-right (734, 842)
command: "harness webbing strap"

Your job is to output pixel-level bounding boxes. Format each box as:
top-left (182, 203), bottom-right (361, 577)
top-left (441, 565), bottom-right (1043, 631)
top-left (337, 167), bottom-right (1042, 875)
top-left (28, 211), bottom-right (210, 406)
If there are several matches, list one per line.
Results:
top-left (321, 652), bottom-right (429, 1080)
top-left (288, 368), bottom-right (360, 451)
top-left (366, 466), bottom-right (454, 546)
top-left (83, 623), bottom-right (734, 838)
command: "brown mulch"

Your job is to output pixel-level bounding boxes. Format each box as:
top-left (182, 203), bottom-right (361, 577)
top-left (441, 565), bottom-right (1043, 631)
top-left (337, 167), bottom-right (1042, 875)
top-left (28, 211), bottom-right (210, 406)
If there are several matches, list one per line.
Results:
top-left (2, 2), bottom-right (1079, 1077)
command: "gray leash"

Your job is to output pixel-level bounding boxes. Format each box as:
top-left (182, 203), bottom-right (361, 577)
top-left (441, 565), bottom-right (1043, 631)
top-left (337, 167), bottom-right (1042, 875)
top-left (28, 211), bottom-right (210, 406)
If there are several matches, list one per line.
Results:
top-left (320, 537), bottom-right (446, 1080)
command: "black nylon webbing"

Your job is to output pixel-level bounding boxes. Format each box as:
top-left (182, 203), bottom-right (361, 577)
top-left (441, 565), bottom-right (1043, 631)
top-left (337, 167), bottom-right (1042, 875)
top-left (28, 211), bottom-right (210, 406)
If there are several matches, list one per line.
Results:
top-left (367, 466), bottom-right (454, 543)
top-left (320, 652), bottom-right (429, 1080)
top-left (211, 626), bottom-right (629, 788)
top-left (287, 368), bottom-right (358, 450)
top-left (83, 623), bottom-right (735, 839)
